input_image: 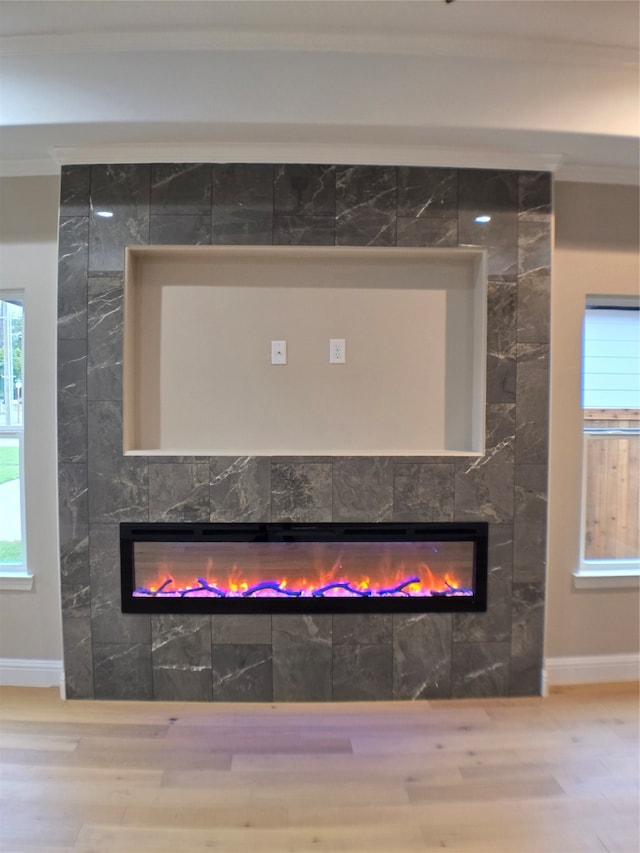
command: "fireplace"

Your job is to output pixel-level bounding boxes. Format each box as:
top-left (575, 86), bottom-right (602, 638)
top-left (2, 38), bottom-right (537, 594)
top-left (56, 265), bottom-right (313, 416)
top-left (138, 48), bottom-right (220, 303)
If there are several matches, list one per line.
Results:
top-left (59, 162), bottom-right (550, 701)
top-left (121, 522), bottom-right (488, 615)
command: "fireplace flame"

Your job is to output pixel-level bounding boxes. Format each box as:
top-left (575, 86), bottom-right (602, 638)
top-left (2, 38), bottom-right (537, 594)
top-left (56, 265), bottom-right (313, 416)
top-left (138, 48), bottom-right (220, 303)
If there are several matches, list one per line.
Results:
top-left (133, 563), bottom-right (471, 599)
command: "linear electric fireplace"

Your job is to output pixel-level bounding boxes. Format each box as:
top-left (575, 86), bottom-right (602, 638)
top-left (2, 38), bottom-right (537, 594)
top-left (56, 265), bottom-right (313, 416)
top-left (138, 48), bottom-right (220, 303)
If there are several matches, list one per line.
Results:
top-left (121, 522), bottom-right (488, 615)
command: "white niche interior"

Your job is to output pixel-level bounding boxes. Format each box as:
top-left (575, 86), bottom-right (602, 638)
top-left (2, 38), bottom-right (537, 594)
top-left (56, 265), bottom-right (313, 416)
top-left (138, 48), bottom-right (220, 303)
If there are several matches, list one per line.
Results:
top-left (123, 245), bottom-right (487, 456)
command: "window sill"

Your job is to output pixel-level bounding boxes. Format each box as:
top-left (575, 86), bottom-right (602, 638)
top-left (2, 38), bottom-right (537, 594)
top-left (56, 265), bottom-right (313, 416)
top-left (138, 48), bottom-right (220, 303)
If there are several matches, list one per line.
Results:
top-left (574, 561), bottom-right (640, 589)
top-left (0, 572), bottom-right (34, 591)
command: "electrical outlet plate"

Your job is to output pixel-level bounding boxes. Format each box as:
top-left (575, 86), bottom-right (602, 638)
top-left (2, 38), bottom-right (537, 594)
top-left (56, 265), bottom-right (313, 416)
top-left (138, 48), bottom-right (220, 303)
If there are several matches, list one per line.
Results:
top-left (271, 340), bottom-right (287, 364)
top-left (329, 338), bottom-right (346, 364)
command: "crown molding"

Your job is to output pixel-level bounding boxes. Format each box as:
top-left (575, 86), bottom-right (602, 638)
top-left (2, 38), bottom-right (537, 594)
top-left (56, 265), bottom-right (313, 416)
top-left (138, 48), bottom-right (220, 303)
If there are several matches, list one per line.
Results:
top-left (555, 163), bottom-right (640, 186)
top-left (52, 141), bottom-right (565, 175)
top-left (3, 143), bottom-right (636, 187)
top-left (1, 28), bottom-right (636, 68)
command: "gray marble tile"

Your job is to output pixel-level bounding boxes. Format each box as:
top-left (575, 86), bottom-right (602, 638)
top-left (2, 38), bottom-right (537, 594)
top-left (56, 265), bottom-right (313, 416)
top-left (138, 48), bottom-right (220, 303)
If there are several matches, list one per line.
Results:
top-left (510, 582), bottom-right (545, 696)
top-left (271, 462), bottom-right (332, 522)
top-left (333, 457), bottom-right (393, 522)
top-left (60, 166), bottom-right (91, 217)
top-left (485, 403), bottom-right (517, 450)
top-left (88, 165), bottom-right (150, 273)
top-left (273, 215), bottom-right (335, 246)
top-left (93, 642), bottom-right (153, 700)
top-left (514, 465), bottom-right (548, 583)
top-left (459, 210), bottom-right (518, 281)
top-left (58, 463), bottom-right (89, 584)
top-left (89, 524), bottom-right (151, 645)
top-left (392, 613), bottom-right (452, 700)
top-left (58, 397), bottom-right (88, 465)
top-left (274, 165), bottom-right (335, 216)
top-left (212, 163), bottom-right (274, 245)
top-left (61, 584), bottom-right (93, 697)
top-left (336, 207), bottom-right (396, 246)
top-left (272, 615), bottom-right (332, 701)
top-left (519, 172), bottom-right (552, 222)
top-left (151, 616), bottom-right (213, 702)
top-left (459, 169), bottom-right (519, 211)
top-left (458, 170), bottom-right (518, 280)
top-left (451, 641), bottom-right (510, 698)
top-left (212, 163), bottom-right (274, 210)
top-left (212, 644), bottom-right (273, 701)
top-left (393, 462), bottom-right (455, 521)
top-left (453, 523), bottom-right (513, 643)
top-left (454, 405), bottom-right (515, 523)
top-left (87, 402), bottom-right (148, 523)
top-left (149, 214), bottom-right (211, 245)
top-left (62, 616), bottom-right (94, 699)
top-left (333, 613), bottom-right (392, 645)
top-left (88, 463), bottom-right (149, 524)
top-left (211, 211), bottom-right (273, 245)
top-left (519, 220), bottom-right (551, 276)
top-left (336, 166), bottom-right (396, 212)
top-left (210, 457), bottom-right (271, 522)
top-left (486, 281), bottom-right (517, 404)
top-left (152, 615), bottom-right (212, 667)
top-left (143, 455), bottom-right (211, 465)
top-left (148, 462), bottom-right (210, 522)
top-left (515, 344), bottom-right (549, 465)
top-left (57, 339), bottom-right (87, 464)
top-left (391, 455), bottom-right (457, 466)
top-left (58, 337), bottom-right (87, 395)
top-left (273, 455), bottom-right (335, 465)
top-left (397, 167), bottom-right (457, 219)
top-left (335, 165), bottom-right (396, 246)
top-left (87, 276), bottom-right (123, 402)
top-left (150, 163), bottom-right (212, 215)
top-left (333, 644), bottom-right (393, 701)
top-left (152, 667), bottom-right (213, 702)
top-left (396, 217), bottom-right (457, 247)
top-left (211, 614), bottom-right (272, 645)
top-left (518, 268), bottom-right (550, 344)
top-left (61, 583), bottom-right (91, 618)
top-left (58, 217), bottom-right (88, 339)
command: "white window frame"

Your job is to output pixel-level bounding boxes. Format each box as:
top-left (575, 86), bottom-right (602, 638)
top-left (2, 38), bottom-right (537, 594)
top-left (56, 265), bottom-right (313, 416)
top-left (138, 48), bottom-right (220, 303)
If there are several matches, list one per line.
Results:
top-left (574, 296), bottom-right (640, 589)
top-left (0, 290), bottom-right (30, 588)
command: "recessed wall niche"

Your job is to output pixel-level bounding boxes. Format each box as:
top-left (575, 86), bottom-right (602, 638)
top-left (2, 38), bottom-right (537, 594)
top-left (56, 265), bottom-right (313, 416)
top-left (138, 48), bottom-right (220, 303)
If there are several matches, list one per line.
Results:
top-left (123, 245), bottom-right (487, 456)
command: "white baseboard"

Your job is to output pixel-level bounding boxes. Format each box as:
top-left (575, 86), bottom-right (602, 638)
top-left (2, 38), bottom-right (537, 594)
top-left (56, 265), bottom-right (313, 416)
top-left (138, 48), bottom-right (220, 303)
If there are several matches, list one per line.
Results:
top-left (543, 653), bottom-right (640, 693)
top-left (0, 657), bottom-right (64, 689)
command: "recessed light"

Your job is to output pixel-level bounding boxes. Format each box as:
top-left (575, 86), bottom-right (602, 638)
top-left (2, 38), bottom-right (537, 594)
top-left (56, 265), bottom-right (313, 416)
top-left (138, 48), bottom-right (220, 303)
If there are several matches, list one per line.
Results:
top-left (474, 215), bottom-right (491, 224)
top-left (95, 210), bottom-right (114, 218)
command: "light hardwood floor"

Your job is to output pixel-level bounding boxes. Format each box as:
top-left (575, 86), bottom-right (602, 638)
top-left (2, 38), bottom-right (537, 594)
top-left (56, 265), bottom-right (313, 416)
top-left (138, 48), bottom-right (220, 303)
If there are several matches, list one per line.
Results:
top-left (0, 683), bottom-right (638, 852)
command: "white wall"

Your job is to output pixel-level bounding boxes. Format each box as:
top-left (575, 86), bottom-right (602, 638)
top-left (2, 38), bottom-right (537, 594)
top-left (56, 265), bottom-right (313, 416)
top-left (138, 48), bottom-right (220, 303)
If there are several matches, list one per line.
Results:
top-left (0, 175), bottom-right (62, 661)
top-left (546, 181), bottom-right (640, 658)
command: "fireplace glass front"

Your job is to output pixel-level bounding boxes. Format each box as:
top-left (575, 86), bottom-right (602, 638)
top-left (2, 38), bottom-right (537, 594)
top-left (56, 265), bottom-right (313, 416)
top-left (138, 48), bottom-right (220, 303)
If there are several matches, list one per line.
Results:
top-left (121, 522), bottom-right (488, 615)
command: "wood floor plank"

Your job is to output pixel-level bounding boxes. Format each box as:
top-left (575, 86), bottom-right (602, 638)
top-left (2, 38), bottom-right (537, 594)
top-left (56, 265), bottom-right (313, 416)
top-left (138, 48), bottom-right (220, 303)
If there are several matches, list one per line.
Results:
top-left (74, 821), bottom-right (429, 852)
top-left (0, 732), bottom-right (79, 751)
top-left (0, 684), bottom-right (637, 852)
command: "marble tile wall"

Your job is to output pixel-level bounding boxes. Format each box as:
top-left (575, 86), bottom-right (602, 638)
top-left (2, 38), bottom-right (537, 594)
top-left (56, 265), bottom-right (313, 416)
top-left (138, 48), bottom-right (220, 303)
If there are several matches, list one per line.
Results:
top-left (57, 164), bottom-right (551, 701)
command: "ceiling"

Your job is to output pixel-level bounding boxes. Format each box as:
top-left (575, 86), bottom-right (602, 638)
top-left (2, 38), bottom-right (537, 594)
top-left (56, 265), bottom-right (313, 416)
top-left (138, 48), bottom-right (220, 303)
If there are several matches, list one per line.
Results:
top-left (1, 0), bottom-right (638, 182)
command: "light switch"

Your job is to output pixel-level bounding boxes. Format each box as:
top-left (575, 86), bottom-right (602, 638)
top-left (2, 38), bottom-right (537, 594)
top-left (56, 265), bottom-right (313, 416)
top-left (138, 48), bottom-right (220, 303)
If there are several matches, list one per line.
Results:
top-left (271, 340), bottom-right (287, 365)
top-left (329, 338), bottom-right (346, 364)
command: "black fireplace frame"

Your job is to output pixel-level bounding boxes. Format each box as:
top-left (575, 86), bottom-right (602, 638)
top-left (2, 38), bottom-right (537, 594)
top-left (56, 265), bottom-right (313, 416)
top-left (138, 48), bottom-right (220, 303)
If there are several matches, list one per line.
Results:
top-left (120, 521), bottom-right (488, 615)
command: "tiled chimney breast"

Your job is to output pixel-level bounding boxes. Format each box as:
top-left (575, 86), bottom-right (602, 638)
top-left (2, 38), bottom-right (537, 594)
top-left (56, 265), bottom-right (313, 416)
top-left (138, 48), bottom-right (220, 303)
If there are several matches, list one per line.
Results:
top-left (57, 164), bottom-right (550, 701)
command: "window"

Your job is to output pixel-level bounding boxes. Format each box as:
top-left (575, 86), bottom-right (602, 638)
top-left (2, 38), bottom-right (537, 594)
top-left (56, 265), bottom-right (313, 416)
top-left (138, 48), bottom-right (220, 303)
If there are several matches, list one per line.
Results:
top-left (579, 297), bottom-right (639, 583)
top-left (0, 292), bottom-right (26, 577)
